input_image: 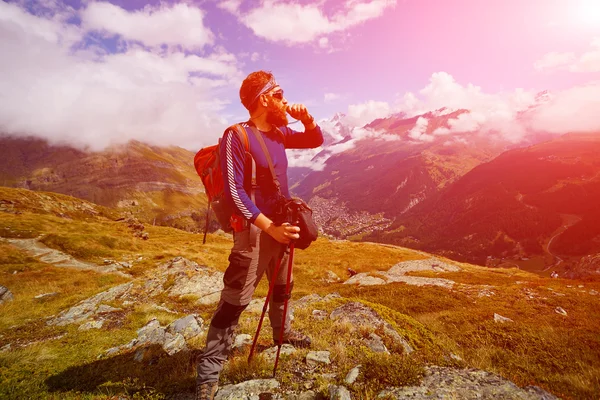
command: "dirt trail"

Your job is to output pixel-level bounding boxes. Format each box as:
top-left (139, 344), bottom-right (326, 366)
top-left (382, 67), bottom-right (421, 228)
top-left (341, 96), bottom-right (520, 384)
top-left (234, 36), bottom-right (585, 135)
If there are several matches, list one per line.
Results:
top-left (4, 238), bottom-right (129, 275)
top-left (542, 214), bottom-right (582, 271)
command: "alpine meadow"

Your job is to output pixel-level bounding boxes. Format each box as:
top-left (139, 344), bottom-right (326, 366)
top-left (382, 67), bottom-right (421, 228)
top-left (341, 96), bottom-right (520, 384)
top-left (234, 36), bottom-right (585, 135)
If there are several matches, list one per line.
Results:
top-left (2, 1), bottom-right (600, 400)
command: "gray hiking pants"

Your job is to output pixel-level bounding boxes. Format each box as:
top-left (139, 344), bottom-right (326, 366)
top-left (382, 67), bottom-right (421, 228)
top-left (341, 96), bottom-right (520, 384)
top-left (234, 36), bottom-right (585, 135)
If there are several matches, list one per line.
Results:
top-left (196, 225), bottom-right (292, 384)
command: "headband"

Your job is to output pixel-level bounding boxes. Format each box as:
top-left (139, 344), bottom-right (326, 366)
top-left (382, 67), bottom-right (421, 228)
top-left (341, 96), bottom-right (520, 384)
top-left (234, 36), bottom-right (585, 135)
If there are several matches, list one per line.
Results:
top-left (247, 78), bottom-right (278, 108)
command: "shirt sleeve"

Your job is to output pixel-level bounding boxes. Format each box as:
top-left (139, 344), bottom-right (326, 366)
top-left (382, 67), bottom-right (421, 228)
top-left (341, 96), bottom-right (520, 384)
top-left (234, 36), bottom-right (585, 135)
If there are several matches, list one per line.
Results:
top-left (280, 124), bottom-right (324, 149)
top-left (221, 129), bottom-right (261, 222)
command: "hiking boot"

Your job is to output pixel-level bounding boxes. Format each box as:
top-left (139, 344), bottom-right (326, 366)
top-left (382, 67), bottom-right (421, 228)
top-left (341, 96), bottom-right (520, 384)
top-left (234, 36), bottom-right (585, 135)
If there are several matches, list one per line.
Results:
top-left (195, 381), bottom-right (218, 400)
top-left (276, 330), bottom-right (312, 348)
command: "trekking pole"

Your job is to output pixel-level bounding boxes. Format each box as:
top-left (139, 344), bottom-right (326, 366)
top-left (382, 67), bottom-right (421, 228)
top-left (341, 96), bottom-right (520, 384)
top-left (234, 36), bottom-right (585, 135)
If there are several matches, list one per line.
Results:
top-left (272, 200), bottom-right (301, 377)
top-left (248, 255), bottom-right (285, 363)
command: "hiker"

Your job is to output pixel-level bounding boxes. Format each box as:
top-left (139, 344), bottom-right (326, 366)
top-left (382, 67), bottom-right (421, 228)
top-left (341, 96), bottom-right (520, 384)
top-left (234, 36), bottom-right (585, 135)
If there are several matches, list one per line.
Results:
top-left (195, 70), bottom-right (323, 399)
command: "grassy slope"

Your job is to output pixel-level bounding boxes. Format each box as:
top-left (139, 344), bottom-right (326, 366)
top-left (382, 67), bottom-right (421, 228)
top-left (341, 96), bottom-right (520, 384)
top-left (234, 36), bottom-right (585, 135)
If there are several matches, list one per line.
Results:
top-left (0, 188), bottom-right (599, 399)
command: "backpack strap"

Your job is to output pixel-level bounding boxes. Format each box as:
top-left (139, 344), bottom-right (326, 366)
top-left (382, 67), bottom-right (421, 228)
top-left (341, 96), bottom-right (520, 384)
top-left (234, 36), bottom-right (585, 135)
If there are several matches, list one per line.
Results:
top-left (246, 125), bottom-right (283, 197)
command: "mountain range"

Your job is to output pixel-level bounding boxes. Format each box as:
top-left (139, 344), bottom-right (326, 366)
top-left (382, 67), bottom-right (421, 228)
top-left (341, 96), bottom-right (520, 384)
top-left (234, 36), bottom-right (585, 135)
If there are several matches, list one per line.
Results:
top-left (1, 103), bottom-right (599, 279)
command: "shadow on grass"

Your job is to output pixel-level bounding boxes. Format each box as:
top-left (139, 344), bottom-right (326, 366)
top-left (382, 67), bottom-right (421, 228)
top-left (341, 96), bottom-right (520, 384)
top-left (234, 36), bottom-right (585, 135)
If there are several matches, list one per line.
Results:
top-left (45, 345), bottom-right (202, 398)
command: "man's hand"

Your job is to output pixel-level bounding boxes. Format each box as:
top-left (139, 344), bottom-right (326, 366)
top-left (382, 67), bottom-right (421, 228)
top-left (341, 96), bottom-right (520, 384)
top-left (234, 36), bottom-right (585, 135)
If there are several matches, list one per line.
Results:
top-left (286, 104), bottom-right (314, 128)
top-left (266, 222), bottom-right (300, 245)
top-left (254, 213), bottom-right (300, 245)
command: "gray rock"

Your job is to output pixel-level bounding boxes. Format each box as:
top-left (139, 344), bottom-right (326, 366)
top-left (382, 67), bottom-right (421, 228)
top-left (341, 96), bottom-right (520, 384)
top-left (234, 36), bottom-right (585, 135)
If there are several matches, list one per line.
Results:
top-left (48, 282), bottom-right (133, 326)
top-left (294, 293), bottom-right (323, 309)
top-left (166, 315), bottom-right (204, 340)
top-left (377, 366), bottom-right (560, 399)
top-left (328, 385), bottom-right (351, 400)
top-left (287, 391), bottom-right (316, 400)
top-left (388, 258), bottom-right (461, 274)
top-left (343, 258), bottom-right (458, 289)
top-left (78, 320), bottom-right (104, 331)
top-left (344, 273), bottom-right (386, 286)
top-left (323, 293), bottom-right (341, 301)
top-left (104, 346), bottom-right (121, 357)
top-left (34, 292), bottom-right (58, 300)
top-left (263, 344), bottom-right (296, 361)
top-left (330, 302), bottom-right (414, 354)
top-left (324, 270), bottom-right (341, 283)
top-left (245, 298), bottom-right (267, 314)
top-left (306, 351), bottom-right (330, 367)
top-left (494, 313), bottom-right (514, 323)
top-left (364, 333), bottom-right (389, 353)
top-left (344, 365), bottom-right (361, 385)
top-left (96, 304), bottom-right (122, 314)
top-left (312, 309), bottom-right (328, 320)
top-left (162, 332), bottom-right (187, 356)
top-left (0, 285), bottom-right (14, 304)
top-left (215, 379), bottom-right (279, 400)
top-left (133, 347), bottom-right (147, 362)
top-left (555, 307), bottom-right (567, 316)
top-left (152, 257), bottom-right (224, 304)
top-left (233, 334), bottom-right (253, 350)
top-left (137, 319), bottom-right (166, 345)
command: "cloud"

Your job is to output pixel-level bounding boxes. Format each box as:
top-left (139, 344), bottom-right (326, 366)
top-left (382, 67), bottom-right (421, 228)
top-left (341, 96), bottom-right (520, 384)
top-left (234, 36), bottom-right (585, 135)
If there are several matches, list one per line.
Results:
top-left (534, 52), bottom-right (576, 71)
top-left (324, 92), bottom-right (342, 103)
top-left (393, 71), bottom-right (600, 142)
top-left (223, 0), bottom-right (396, 45)
top-left (529, 82), bottom-right (600, 133)
top-left (535, 38), bottom-right (600, 73)
top-left (81, 2), bottom-right (214, 50)
top-left (0, 1), bottom-right (242, 152)
top-left (395, 72), bottom-right (537, 142)
top-left (345, 100), bottom-right (391, 127)
top-left (408, 117), bottom-right (434, 142)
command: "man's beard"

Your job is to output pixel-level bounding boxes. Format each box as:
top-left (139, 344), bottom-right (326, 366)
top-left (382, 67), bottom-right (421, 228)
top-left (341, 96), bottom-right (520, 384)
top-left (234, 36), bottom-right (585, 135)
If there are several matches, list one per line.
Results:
top-left (266, 104), bottom-right (288, 127)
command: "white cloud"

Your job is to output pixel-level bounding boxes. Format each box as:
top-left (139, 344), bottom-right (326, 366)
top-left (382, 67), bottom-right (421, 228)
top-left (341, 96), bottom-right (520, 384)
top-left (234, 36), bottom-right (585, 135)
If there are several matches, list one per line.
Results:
top-left (0, 1), bottom-right (242, 152)
top-left (324, 92), bottom-right (341, 103)
top-left (534, 52), bottom-right (576, 71)
top-left (81, 2), bottom-right (214, 50)
top-left (395, 72), bottom-right (536, 142)
top-left (529, 82), bottom-right (600, 133)
top-left (408, 117), bottom-right (434, 142)
top-left (393, 71), bottom-right (600, 142)
top-left (535, 38), bottom-right (600, 73)
top-left (224, 0), bottom-right (396, 45)
top-left (345, 100), bottom-right (391, 127)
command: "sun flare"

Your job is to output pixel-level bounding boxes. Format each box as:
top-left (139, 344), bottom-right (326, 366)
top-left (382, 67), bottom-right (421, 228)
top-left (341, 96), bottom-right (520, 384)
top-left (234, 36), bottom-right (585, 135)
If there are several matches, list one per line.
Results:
top-left (577, 0), bottom-right (600, 25)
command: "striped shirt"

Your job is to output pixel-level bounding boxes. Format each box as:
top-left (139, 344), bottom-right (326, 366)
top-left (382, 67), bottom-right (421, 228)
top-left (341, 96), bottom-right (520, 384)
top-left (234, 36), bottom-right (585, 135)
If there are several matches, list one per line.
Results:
top-left (220, 122), bottom-right (323, 223)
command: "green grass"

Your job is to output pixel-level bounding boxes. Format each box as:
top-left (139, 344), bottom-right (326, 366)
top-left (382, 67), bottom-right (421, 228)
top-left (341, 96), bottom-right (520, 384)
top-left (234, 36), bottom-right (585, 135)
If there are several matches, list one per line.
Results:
top-left (1, 186), bottom-right (600, 399)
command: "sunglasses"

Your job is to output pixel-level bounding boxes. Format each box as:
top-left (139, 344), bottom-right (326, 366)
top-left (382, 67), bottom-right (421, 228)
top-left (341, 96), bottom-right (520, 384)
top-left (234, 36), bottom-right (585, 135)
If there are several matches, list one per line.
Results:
top-left (266, 90), bottom-right (284, 100)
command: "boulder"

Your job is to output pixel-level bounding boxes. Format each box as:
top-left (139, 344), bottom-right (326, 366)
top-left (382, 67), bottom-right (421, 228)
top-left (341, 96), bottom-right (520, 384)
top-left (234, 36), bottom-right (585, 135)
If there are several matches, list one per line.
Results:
top-left (328, 385), bottom-right (351, 400)
top-left (48, 282), bottom-right (133, 326)
top-left (166, 315), bottom-right (203, 340)
top-left (78, 320), bottom-right (103, 331)
top-left (377, 366), bottom-right (559, 399)
top-left (344, 365), bottom-right (361, 385)
top-left (330, 302), bottom-right (413, 354)
top-left (0, 285), bottom-right (14, 304)
top-left (262, 344), bottom-right (296, 361)
top-left (306, 351), bottom-right (331, 367)
top-left (364, 333), bottom-right (389, 353)
top-left (215, 379), bottom-right (279, 400)
top-left (493, 313), bottom-right (513, 323)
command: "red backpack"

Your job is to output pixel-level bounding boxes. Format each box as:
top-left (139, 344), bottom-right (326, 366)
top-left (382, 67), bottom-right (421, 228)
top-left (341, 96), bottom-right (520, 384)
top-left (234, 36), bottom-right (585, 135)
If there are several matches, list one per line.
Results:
top-left (194, 124), bottom-right (249, 242)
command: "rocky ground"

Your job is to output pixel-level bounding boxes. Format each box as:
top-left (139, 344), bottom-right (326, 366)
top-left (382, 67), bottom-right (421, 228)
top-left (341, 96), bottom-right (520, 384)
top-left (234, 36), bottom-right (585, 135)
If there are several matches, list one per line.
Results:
top-left (0, 237), bottom-right (567, 399)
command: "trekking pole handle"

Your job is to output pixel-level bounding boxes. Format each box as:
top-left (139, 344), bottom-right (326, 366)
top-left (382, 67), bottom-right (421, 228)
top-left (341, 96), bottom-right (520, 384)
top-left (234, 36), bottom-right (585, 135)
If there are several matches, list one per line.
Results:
top-left (291, 199), bottom-right (303, 226)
